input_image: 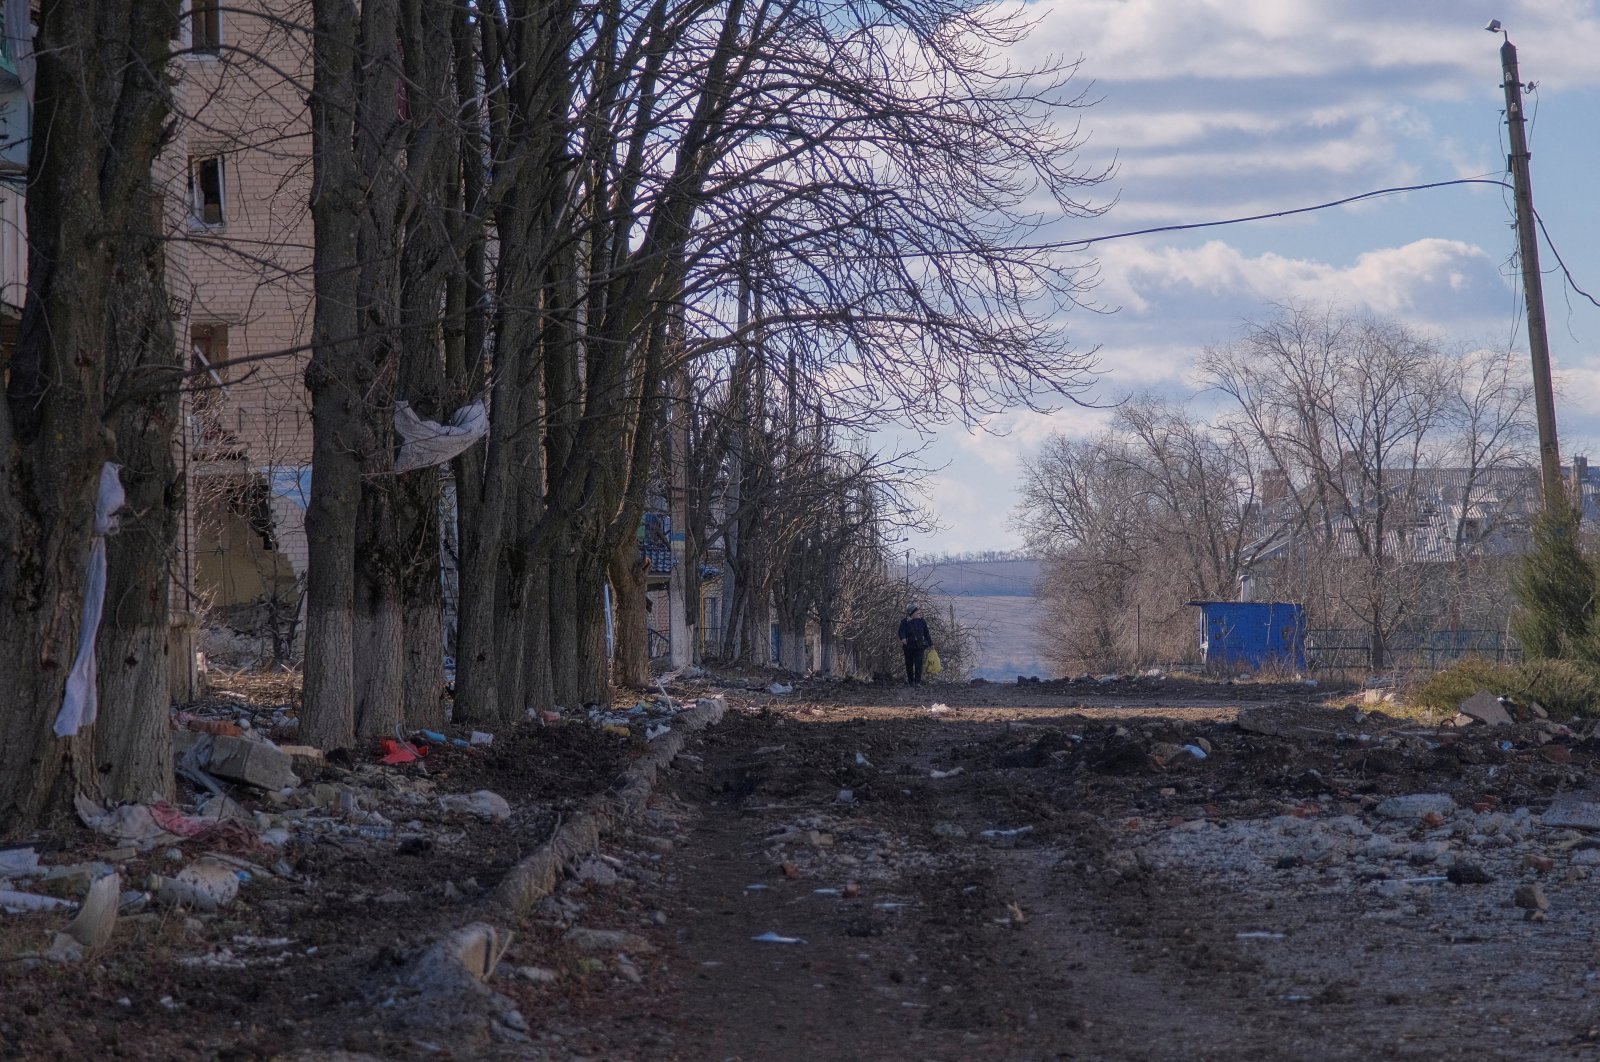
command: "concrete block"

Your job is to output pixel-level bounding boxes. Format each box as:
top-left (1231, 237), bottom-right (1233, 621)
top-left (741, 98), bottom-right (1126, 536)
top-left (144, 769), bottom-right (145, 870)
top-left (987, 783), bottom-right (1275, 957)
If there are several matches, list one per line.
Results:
top-left (174, 729), bottom-right (297, 790)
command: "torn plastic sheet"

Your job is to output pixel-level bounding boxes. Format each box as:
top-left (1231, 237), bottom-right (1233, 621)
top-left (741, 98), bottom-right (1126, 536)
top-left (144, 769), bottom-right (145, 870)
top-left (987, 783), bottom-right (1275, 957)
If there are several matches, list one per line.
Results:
top-left (265, 466), bottom-right (312, 510)
top-left (54, 463), bottom-right (125, 738)
top-left (394, 399), bottom-right (489, 473)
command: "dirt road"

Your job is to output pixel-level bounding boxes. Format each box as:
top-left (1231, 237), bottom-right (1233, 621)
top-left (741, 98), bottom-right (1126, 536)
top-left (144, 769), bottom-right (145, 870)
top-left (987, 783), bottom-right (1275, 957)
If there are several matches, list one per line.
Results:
top-left (491, 679), bottom-right (1600, 1060)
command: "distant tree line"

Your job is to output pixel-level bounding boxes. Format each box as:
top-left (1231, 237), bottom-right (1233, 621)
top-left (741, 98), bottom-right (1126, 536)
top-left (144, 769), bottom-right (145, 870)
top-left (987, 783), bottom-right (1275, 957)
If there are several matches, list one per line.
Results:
top-left (1015, 305), bottom-right (1537, 673)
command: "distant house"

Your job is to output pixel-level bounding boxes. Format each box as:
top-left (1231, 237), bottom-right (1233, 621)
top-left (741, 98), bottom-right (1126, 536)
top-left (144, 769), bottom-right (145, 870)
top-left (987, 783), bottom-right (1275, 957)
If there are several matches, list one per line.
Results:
top-left (1239, 460), bottom-right (1595, 668)
top-left (1241, 461), bottom-right (1600, 570)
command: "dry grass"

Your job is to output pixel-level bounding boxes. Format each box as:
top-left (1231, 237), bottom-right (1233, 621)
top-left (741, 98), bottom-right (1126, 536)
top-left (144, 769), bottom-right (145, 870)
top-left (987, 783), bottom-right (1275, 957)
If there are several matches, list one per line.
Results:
top-left (1405, 656), bottom-right (1600, 720)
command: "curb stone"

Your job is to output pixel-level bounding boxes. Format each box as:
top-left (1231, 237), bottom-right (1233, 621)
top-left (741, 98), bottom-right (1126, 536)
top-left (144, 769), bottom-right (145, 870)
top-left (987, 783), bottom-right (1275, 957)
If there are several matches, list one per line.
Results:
top-left (386, 694), bottom-right (730, 1043)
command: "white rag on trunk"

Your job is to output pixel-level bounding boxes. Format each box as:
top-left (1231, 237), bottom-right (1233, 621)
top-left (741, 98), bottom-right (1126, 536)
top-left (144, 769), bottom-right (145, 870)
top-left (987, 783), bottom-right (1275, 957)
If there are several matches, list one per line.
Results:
top-left (54, 463), bottom-right (125, 738)
top-left (394, 399), bottom-right (489, 473)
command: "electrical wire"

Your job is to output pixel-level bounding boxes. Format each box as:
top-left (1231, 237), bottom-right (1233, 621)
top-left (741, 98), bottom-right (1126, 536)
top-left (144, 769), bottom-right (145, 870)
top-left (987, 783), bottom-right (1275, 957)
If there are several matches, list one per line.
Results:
top-left (1041, 177), bottom-right (1516, 252)
top-left (1532, 207), bottom-right (1600, 311)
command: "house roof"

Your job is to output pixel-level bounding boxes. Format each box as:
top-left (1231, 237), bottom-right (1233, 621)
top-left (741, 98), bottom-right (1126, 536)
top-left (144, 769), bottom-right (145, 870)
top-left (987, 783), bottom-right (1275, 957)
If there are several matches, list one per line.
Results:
top-left (1244, 463), bottom-right (1592, 568)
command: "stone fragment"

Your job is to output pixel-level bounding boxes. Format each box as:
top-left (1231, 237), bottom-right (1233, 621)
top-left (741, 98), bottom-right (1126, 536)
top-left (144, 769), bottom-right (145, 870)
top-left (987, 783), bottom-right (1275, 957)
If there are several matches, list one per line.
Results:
top-left (562, 927), bottom-right (655, 954)
top-left (1513, 882), bottom-right (1549, 912)
top-left (1446, 861), bottom-right (1493, 885)
top-left (516, 966), bottom-right (559, 984)
top-left (1374, 794), bottom-right (1455, 821)
top-left (1458, 691), bottom-right (1512, 728)
top-left (1541, 798), bottom-right (1600, 831)
top-left (575, 858), bottom-right (620, 887)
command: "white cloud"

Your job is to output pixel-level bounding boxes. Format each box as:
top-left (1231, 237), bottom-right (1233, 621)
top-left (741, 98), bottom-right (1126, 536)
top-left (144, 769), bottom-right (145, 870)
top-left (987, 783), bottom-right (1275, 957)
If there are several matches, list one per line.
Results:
top-left (1094, 237), bottom-right (1498, 321)
top-left (1020, 1), bottom-right (1600, 87)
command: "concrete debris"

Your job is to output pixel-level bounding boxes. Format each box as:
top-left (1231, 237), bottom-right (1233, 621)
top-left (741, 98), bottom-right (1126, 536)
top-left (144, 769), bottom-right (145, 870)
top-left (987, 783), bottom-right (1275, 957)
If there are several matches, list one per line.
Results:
top-left (1373, 793), bottom-right (1455, 821)
top-left (575, 858), bottom-right (620, 887)
top-left (0, 847), bottom-right (42, 876)
top-left (1513, 882), bottom-right (1549, 912)
top-left (1541, 797), bottom-right (1600, 831)
top-left (173, 730), bottom-right (298, 791)
top-left (0, 890), bottom-right (75, 913)
top-left (439, 790), bottom-right (512, 822)
top-left (562, 927), bottom-right (656, 954)
top-left (47, 872), bottom-right (121, 964)
top-left (1458, 690), bottom-right (1513, 728)
top-left (440, 923), bottom-right (515, 982)
top-left (516, 966), bottom-right (560, 984)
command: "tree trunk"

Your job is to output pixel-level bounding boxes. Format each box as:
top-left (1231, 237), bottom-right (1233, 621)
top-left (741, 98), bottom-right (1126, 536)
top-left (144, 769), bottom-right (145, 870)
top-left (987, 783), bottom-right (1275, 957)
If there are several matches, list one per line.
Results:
top-left (353, 498), bottom-right (405, 737)
top-left (95, 194), bottom-right (179, 805)
top-left (494, 546), bottom-right (529, 718)
top-left (302, 0), bottom-right (364, 750)
top-left (576, 553), bottom-right (611, 706)
top-left (547, 531), bottom-right (581, 705)
top-left (609, 539), bottom-right (651, 689)
top-left (0, 0), bottom-right (177, 830)
top-left (392, 0), bottom-right (457, 732)
top-left (402, 581), bottom-right (446, 729)
top-left (522, 553), bottom-right (554, 712)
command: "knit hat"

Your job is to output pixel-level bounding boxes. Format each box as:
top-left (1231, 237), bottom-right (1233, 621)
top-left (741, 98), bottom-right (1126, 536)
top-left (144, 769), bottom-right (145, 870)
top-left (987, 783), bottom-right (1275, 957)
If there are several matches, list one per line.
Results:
top-left (905, 603), bottom-right (919, 615)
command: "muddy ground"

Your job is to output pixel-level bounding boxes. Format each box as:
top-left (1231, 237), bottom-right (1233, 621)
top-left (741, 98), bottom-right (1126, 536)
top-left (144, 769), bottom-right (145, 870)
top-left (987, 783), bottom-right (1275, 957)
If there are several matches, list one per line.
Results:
top-left (5, 672), bottom-right (1600, 1060)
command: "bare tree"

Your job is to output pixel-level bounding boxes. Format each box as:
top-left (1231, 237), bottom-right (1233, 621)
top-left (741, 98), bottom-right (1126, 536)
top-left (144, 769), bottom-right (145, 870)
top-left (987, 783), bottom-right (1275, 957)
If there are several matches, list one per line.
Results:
top-left (0, 0), bottom-right (179, 829)
top-left (1200, 306), bottom-right (1535, 668)
top-left (1204, 309), bottom-right (1451, 669)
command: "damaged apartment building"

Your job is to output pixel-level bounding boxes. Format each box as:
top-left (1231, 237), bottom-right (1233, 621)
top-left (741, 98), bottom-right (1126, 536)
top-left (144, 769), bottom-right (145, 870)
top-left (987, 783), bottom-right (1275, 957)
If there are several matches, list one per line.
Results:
top-left (0, 2), bottom-right (315, 677)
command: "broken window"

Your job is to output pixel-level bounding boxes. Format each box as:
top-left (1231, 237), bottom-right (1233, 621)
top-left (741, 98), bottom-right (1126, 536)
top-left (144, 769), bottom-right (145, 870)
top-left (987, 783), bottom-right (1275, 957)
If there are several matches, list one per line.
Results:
top-left (189, 155), bottom-right (225, 227)
top-left (190, 323), bottom-right (239, 455)
top-left (189, 1), bottom-right (222, 54)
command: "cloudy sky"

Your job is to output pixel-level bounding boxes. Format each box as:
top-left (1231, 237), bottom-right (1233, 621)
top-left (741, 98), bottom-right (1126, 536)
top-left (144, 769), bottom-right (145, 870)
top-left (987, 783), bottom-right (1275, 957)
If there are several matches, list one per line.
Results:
top-left (907, 0), bottom-right (1600, 556)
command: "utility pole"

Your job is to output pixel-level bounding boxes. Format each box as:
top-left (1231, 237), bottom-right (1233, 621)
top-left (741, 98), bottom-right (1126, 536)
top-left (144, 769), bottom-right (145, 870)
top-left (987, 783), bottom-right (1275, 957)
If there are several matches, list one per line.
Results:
top-left (1497, 26), bottom-right (1563, 505)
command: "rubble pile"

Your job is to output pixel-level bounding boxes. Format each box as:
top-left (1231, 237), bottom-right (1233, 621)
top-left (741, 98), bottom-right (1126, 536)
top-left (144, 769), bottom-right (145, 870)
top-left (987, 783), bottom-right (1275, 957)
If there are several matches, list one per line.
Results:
top-left (0, 672), bottom-right (726, 981)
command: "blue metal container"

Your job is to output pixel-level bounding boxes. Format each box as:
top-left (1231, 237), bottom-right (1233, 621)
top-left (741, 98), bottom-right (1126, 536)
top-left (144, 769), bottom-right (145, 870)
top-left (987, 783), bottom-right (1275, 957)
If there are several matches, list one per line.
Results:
top-left (1189, 601), bottom-right (1307, 671)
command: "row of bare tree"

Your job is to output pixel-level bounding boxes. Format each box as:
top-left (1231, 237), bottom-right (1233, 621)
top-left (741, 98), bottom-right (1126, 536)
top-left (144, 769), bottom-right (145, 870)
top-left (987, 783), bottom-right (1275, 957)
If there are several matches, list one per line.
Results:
top-left (1017, 306), bottom-right (1537, 673)
top-left (0, 0), bottom-right (1105, 829)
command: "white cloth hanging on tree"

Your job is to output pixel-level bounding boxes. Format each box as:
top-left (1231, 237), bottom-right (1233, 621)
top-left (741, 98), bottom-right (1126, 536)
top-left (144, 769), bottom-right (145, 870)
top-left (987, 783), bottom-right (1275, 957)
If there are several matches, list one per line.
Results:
top-left (54, 462), bottom-right (125, 738)
top-left (393, 399), bottom-right (489, 473)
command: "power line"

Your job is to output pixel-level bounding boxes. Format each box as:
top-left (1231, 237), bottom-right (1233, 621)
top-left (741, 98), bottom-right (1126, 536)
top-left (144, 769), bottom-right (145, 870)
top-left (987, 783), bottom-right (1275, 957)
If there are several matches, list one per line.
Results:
top-left (1044, 177), bottom-right (1515, 252)
top-left (1032, 173), bottom-right (1600, 320)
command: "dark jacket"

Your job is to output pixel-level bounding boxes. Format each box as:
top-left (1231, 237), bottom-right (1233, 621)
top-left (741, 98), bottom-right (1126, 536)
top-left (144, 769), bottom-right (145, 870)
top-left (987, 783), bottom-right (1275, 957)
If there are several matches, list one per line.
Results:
top-left (898, 616), bottom-right (932, 650)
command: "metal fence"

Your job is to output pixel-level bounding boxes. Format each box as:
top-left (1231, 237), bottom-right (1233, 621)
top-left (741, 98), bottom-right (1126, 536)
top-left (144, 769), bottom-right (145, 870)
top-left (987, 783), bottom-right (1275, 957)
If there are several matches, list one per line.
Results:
top-left (1306, 628), bottom-right (1521, 671)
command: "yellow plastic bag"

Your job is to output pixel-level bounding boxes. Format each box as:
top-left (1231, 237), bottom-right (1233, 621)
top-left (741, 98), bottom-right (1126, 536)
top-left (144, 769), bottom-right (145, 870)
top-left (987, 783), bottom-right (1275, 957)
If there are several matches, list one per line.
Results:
top-left (923, 647), bottom-right (942, 676)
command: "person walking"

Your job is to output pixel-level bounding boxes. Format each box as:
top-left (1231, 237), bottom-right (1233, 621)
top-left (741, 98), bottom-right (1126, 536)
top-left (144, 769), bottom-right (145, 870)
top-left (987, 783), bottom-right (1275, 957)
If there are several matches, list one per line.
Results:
top-left (898, 603), bottom-right (933, 684)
